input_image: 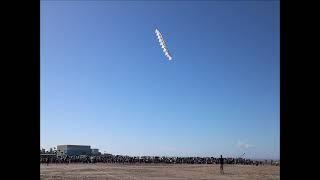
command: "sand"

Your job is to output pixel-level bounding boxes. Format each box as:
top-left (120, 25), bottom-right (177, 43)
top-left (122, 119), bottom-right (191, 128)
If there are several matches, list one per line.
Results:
top-left (40, 163), bottom-right (280, 180)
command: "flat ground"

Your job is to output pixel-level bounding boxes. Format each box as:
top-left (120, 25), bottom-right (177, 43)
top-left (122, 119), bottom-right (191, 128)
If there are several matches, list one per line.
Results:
top-left (40, 164), bottom-right (279, 180)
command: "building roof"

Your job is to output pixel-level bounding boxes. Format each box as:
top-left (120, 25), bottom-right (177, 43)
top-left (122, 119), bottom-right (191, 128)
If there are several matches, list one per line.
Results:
top-left (57, 145), bottom-right (90, 147)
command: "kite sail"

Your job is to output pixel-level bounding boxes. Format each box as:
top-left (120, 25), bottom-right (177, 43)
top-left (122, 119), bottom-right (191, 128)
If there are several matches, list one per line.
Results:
top-left (155, 29), bottom-right (172, 61)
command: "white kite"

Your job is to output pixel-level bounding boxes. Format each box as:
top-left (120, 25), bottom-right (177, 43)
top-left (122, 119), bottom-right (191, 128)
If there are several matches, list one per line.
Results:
top-left (155, 29), bottom-right (172, 61)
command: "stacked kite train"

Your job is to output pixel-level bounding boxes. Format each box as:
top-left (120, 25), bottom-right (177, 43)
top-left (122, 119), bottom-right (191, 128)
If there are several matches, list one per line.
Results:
top-left (155, 29), bottom-right (172, 61)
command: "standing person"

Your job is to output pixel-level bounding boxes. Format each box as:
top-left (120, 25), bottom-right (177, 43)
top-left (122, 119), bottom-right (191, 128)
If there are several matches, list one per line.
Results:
top-left (219, 155), bottom-right (224, 175)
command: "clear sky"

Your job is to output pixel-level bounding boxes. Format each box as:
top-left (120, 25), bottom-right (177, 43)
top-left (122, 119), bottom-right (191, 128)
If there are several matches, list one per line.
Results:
top-left (41, 1), bottom-right (279, 159)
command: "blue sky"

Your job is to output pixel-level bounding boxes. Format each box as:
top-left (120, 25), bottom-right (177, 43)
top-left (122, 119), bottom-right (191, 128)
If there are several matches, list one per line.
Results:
top-left (41, 1), bottom-right (279, 159)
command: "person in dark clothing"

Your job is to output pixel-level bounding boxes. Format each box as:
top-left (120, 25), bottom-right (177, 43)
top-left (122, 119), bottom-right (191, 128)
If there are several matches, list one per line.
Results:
top-left (219, 155), bottom-right (224, 174)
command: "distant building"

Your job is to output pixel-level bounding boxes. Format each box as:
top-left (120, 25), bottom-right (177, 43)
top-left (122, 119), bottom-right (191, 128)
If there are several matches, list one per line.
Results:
top-left (57, 145), bottom-right (91, 156)
top-left (91, 148), bottom-right (101, 155)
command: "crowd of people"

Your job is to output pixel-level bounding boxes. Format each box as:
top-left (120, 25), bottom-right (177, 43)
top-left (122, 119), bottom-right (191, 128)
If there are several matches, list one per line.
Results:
top-left (40, 154), bottom-right (279, 166)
